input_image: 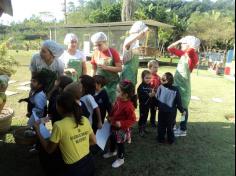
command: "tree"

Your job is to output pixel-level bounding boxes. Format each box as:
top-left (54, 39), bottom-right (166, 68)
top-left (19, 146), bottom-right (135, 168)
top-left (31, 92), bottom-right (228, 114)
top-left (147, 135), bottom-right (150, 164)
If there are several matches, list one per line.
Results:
top-left (121, 0), bottom-right (134, 21)
top-left (187, 11), bottom-right (235, 51)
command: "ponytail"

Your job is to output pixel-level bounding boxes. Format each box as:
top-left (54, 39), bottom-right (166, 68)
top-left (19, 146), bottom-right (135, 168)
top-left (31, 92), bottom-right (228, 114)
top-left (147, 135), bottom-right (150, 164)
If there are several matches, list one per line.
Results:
top-left (72, 101), bottom-right (83, 127)
top-left (57, 92), bottom-right (83, 127)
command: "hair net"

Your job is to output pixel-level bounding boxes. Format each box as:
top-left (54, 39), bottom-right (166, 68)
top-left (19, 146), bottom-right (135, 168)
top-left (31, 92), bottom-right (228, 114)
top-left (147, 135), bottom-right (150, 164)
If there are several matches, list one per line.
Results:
top-left (180, 36), bottom-right (201, 50)
top-left (64, 33), bottom-right (78, 45)
top-left (91, 32), bottom-right (108, 43)
top-left (42, 40), bottom-right (64, 58)
top-left (129, 21), bottom-right (149, 34)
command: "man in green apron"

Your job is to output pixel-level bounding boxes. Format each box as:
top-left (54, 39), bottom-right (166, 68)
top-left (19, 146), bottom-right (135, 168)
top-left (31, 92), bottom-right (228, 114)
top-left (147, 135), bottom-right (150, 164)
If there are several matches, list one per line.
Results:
top-left (168, 36), bottom-right (200, 137)
top-left (60, 33), bottom-right (87, 82)
top-left (91, 32), bottom-right (122, 104)
top-left (121, 21), bottom-right (149, 86)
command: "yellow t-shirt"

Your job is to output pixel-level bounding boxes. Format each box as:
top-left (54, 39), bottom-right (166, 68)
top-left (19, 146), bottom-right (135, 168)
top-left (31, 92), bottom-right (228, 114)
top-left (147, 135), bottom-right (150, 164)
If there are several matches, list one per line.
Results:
top-left (50, 117), bottom-right (93, 164)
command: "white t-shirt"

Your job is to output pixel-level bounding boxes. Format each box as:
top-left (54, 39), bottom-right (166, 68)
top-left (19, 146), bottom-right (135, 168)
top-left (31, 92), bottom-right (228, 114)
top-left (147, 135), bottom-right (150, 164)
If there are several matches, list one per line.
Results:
top-left (59, 50), bottom-right (86, 68)
top-left (29, 53), bottom-right (64, 76)
top-left (80, 94), bottom-right (98, 124)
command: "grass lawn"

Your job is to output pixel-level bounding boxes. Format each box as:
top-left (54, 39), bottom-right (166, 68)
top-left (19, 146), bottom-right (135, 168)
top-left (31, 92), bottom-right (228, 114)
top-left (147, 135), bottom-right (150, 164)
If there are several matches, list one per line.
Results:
top-left (0, 51), bottom-right (235, 176)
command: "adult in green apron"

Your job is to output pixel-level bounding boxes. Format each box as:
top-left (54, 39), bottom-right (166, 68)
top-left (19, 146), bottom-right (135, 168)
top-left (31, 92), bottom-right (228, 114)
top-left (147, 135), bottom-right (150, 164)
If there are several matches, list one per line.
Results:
top-left (91, 32), bottom-right (122, 104)
top-left (60, 33), bottom-right (87, 81)
top-left (30, 40), bottom-right (64, 97)
top-left (121, 21), bottom-right (149, 86)
top-left (168, 36), bottom-right (200, 137)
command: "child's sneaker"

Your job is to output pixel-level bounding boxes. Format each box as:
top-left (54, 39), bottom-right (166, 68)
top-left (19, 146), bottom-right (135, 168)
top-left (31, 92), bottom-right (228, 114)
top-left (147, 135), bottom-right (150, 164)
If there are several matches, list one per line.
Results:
top-left (139, 130), bottom-right (145, 137)
top-left (29, 144), bottom-right (38, 154)
top-left (112, 158), bottom-right (124, 168)
top-left (175, 129), bottom-right (187, 137)
top-left (173, 125), bottom-right (177, 131)
top-left (127, 138), bottom-right (131, 144)
top-left (103, 151), bottom-right (117, 159)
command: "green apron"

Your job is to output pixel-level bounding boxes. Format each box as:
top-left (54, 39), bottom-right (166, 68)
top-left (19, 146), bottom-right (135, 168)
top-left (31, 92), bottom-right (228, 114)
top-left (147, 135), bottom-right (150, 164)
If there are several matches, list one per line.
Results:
top-left (66, 59), bottom-right (83, 81)
top-left (174, 54), bottom-right (191, 109)
top-left (96, 49), bottom-right (120, 104)
top-left (120, 53), bottom-right (139, 86)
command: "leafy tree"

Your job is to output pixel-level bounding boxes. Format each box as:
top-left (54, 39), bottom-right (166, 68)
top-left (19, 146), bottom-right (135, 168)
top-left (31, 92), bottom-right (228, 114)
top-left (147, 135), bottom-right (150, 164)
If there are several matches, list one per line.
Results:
top-left (187, 10), bottom-right (235, 51)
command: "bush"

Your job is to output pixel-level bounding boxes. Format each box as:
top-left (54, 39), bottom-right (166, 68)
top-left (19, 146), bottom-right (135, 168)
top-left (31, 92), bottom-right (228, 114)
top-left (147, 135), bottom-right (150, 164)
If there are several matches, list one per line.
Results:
top-left (0, 42), bottom-right (19, 76)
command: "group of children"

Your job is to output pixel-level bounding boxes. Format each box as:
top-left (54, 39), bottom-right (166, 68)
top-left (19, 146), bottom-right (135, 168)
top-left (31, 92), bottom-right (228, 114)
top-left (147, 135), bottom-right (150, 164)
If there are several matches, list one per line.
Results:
top-left (20, 57), bottom-right (186, 173)
top-left (137, 60), bottom-right (185, 144)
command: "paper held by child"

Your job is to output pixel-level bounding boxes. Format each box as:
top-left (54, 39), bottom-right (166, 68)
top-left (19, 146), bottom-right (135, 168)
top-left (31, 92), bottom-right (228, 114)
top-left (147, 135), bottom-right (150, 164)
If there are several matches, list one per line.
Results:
top-left (27, 111), bottom-right (51, 139)
top-left (96, 121), bottom-right (111, 150)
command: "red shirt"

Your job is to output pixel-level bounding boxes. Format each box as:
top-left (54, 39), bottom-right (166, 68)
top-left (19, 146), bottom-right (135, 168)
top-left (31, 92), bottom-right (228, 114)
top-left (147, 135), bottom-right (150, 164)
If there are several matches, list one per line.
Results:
top-left (110, 98), bottom-right (136, 130)
top-left (168, 48), bottom-right (199, 72)
top-left (91, 48), bottom-right (121, 66)
top-left (150, 73), bottom-right (161, 90)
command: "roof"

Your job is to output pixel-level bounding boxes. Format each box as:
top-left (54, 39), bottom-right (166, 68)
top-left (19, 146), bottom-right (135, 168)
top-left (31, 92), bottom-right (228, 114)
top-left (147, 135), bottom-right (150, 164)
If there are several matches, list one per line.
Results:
top-left (50, 20), bottom-right (174, 30)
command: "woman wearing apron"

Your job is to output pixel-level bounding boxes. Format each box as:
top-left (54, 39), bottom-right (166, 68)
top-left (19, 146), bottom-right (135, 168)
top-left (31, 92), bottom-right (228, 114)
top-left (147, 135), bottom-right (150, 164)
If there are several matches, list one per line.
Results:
top-left (121, 21), bottom-right (149, 86)
top-left (60, 33), bottom-right (87, 81)
top-left (30, 40), bottom-right (64, 96)
top-left (90, 32), bottom-right (122, 104)
top-left (167, 36), bottom-right (200, 137)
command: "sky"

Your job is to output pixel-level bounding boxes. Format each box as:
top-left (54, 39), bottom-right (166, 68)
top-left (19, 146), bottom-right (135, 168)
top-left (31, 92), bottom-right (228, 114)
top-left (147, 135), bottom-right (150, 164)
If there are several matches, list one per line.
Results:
top-left (0, 0), bottom-right (67, 25)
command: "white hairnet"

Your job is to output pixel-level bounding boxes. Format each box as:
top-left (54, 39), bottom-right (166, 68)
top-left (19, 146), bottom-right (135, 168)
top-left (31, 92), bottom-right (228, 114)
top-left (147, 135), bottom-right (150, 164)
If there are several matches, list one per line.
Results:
top-left (42, 40), bottom-right (64, 58)
top-left (180, 36), bottom-right (201, 50)
top-left (91, 32), bottom-right (108, 43)
top-left (64, 33), bottom-right (78, 45)
top-left (129, 21), bottom-right (149, 34)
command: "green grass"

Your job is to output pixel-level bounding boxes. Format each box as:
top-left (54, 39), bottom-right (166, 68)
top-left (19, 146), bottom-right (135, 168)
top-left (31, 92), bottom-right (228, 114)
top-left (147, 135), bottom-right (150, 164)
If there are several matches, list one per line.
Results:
top-left (0, 52), bottom-right (235, 176)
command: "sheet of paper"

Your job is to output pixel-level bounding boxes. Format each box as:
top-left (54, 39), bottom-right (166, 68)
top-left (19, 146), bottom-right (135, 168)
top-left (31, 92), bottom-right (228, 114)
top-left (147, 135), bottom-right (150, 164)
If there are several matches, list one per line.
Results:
top-left (27, 111), bottom-right (51, 139)
top-left (96, 121), bottom-right (111, 151)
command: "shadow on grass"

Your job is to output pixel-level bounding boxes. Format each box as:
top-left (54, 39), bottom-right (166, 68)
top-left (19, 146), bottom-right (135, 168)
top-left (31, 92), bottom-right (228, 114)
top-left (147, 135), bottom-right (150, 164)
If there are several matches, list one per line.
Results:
top-left (0, 122), bottom-right (235, 176)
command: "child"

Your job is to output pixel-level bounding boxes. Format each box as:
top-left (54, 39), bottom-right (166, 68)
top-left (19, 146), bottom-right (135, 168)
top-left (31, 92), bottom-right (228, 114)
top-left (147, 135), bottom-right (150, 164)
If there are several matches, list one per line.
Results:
top-left (137, 70), bottom-right (155, 137)
top-left (19, 73), bottom-right (47, 153)
top-left (103, 80), bottom-right (136, 168)
top-left (47, 75), bottom-right (73, 124)
top-left (34, 91), bottom-right (96, 176)
top-left (156, 72), bottom-right (185, 144)
top-left (93, 75), bottom-right (112, 132)
top-left (23, 73), bottom-right (47, 126)
top-left (63, 82), bottom-right (90, 120)
top-left (79, 75), bottom-right (102, 131)
top-left (147, 60), bottom-right (161, 127)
